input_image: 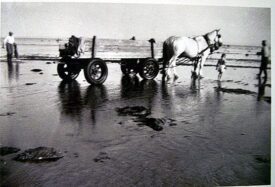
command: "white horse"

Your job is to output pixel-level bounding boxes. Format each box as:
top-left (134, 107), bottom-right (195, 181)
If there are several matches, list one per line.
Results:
top-left (163, 29), bottom-right (223, 80)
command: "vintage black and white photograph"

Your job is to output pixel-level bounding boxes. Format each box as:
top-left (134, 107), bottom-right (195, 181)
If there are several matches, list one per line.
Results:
top-left (0, 1), bottom-right (272, 186)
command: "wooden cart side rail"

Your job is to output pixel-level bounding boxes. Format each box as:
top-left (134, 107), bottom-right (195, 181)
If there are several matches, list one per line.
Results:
top-left (55, 37), bottom-right (163, 59)
top-left (89, 36), bottom-right (164, 59)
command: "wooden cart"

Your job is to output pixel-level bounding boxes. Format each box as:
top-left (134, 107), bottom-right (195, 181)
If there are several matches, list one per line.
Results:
top-left (58, 36), bottom-right (163, 84)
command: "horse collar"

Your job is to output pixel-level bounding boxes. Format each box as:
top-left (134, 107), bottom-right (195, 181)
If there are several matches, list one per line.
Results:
top-left (203, 34), bottom-right (211, 46)
top-left (194, 38), bottom-right (200, 54)
top-left (203, 34), bottom-right (215, 53)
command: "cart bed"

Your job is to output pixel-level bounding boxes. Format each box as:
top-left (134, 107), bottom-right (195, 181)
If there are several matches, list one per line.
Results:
top-left (60, 37), bottom-right (163, 60)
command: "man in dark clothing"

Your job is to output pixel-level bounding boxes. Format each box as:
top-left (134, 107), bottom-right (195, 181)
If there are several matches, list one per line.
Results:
top-left (257, 40), bottom-right (270, 79)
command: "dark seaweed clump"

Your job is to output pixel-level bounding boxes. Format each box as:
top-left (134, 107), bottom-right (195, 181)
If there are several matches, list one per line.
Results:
top-left (0, 112), bottom-right (16, 117)
top-left (25, 83), bottom-right (36, 86)
top-left (14, 147), bottom-right (63, 162)
top-left (0, 147), bottom-right (20, 156)
top-left (94, 152), bottom-right (110, 163)
top-left (116, 106), bottom-right (178, 131)
top-left (215, 87), bottom-right (256, 95)
top-left (116, 106), bottom-right (150, 117)
top-left (134, 118), bottom-right (165, 131)
top-left (31, 69), bottom-right (42, 72)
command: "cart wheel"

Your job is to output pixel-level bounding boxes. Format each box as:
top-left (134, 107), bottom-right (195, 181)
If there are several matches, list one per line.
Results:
top-left (84, 59), bottom-right (108, 85)
top-left (139, 58), bottom-right (159, 80)
top-left (121, 59), bottom-right (138, 76)
top-left (57, 63), bottom-right (81, 81)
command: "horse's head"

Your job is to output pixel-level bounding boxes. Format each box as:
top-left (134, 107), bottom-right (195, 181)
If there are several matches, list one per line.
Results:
top-left (205, 29), bottom-right (223, 51)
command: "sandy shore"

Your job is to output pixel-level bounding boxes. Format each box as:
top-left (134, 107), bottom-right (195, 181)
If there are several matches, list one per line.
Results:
top-left (0, 60), bottom-right (271, 186)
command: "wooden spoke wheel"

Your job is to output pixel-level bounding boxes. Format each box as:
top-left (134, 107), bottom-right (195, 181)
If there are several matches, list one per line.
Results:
top-left (84, 59), bottom-right (108, 85)
top-left (139, 58), bottom-right (159, 80)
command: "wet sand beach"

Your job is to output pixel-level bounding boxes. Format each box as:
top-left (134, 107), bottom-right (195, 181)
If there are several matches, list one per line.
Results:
top-left (0, 60), bottom-right (271, 186)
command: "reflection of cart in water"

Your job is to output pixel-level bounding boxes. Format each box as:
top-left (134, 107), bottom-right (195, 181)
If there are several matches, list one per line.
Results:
top-left (58, 36), bottom-right (163, 85)
top-left (58, 80), bottom-right (108, 125)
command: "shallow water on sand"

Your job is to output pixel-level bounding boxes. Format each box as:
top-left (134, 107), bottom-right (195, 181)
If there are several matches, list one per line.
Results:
top-left (0, 61), bottom-right (271, 186)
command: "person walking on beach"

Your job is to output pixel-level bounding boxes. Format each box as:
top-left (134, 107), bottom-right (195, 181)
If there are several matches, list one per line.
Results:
top-left (216, 53), bottom-right (227, 80)
top-left (257, 40), bottom-right (270, 79)
top-left (3, 32), bottom-right (16, 64)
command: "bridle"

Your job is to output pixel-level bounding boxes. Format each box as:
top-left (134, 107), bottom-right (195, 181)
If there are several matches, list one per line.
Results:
top-left (200, 31), bottom-right (222, 54)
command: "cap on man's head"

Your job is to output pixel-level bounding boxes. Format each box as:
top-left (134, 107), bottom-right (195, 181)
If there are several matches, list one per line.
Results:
top-left (9, 32), bottom-right (13, 35)
top-left (262, 40), bottom-right (266, 45)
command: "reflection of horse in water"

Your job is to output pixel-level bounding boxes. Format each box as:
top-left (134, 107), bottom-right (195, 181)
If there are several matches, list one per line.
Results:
top-left (190, 77), bottom-right (201, 94)
top-left (163, 29), bottom-right (222, 80)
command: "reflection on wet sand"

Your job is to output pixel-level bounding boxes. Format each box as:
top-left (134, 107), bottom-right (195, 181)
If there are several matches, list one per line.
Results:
top-left (0, 61), bottom-right (271, 186)
top-left (257, 77), bottom-right (271, 104)
top-left (83, 84), bottom-right (108, 124)
top-left (58, 76), bottom-right (163, 129)
top-left (215, 80), bottom-right (222, 101)
top-left (257, 77), bottom-right (267, 101)
top-left (120, 75), bottom-right (158, 112)
top-left (58, 81), bottom-right (108, 125)
top-left (7, 62), bottom-right (20, 82)
top-left (58, 80), bottom-right (83, 120)
top-left (190, 77), bottom-right (201, 94)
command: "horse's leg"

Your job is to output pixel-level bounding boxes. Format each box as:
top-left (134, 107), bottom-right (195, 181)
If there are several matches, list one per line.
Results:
top-left (194, 58), bottom-right (200, 78)
top-left (199, 52), bottom-right (209, 78)
top-left (169, 56), bottom-right (178, 80)
top-left (165, 55), bottom-right (177, 80)
top-left (172, 57), bottom-right (179, 79)
top-left (192, 58), bottom-right (198, 78)
top-left (164, 59), bottom-right (170, 79)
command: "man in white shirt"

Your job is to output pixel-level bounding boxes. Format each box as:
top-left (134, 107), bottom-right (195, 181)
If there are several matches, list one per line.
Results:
top-left (3, 32), bottom-right (15, 64)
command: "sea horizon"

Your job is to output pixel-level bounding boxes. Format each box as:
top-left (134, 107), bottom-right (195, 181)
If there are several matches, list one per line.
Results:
top-left (0, 37), bottom-right (263, 48)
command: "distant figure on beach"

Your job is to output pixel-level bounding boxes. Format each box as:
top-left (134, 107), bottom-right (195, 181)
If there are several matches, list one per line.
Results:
top-left (3, 32), bottom-right (18, 64)
top-left (257, 40), bottom-right (270, 79)
top-left (216, 53), bottom-right (227, 80)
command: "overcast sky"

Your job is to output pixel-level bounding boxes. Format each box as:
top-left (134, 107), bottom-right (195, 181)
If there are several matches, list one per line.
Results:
top-left (1, 2), bottom-right (271, 45)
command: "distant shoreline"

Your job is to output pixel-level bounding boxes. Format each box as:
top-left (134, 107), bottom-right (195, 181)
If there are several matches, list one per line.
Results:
top-left (0, 37), bottom-right (262, 48)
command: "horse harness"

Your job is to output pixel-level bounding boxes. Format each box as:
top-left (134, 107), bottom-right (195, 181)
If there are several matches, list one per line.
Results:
top-left (164, 32), bottom-right (221, 70)
top-left (202, 34), bottom-right (215, 54)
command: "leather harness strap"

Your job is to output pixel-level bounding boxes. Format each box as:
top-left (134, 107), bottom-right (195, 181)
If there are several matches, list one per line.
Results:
top-left (194, 38), bottom-right (200, 54)
top-left (203, 34), bottom-right (211, 46)
top-left (202, 34), bottom-right (215, 54)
